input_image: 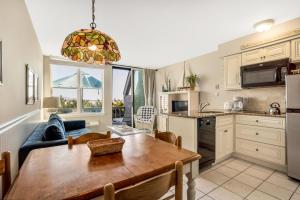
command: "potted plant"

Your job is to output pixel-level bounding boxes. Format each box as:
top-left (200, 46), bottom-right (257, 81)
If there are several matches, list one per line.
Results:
top-left (186, 73), bottom-right (199, 90)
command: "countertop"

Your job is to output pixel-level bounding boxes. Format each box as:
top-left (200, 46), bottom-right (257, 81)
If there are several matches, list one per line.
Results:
top-left (164, 110), bottom-right (286, 118)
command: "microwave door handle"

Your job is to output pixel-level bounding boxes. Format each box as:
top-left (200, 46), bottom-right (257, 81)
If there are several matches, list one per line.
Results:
top-left (274, 68), bottom-right (279, 81)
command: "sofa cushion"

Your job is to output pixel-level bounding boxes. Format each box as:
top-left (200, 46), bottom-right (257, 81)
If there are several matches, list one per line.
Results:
top-left (43, 118), bottom-right (65, 141)
top-left (65, 128), bottom-right (91, 137)
top-left (49, 114), bottom-right (65, 132)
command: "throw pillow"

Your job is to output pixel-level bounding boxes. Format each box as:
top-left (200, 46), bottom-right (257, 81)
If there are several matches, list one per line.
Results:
top-left (43, 118), bottom-right (65, 141)
top-left (49, 113), bottom-right (66, 132)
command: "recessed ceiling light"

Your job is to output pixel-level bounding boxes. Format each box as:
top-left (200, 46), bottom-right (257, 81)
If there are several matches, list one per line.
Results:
top-left (253, 19), bottom-right (275, 32)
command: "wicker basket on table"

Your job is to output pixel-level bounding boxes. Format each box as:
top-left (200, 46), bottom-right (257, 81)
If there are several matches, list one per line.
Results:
top-left (87, 137), bottom-right (125, 156)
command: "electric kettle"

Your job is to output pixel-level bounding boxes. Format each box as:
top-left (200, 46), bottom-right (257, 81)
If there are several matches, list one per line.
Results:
top-left (269, 102), bottom-right (281, 115)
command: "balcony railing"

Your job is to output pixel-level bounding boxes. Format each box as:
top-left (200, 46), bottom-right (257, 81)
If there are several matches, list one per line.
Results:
top-left (112, 106), bottom-right (125, 119)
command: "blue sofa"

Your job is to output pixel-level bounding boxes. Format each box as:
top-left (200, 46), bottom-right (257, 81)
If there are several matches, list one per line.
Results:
top-left (19, 119), bottom-right (90, 167)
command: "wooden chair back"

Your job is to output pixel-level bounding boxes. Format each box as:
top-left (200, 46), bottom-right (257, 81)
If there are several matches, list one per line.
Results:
top-left (0, 151), bottom-right (11, 198)
top-left (154, 130), bottom-right (182, 148)
top-left (104, 161), bottom-right (183, 200)
top-left (68, 131), bottom-right (111, 147)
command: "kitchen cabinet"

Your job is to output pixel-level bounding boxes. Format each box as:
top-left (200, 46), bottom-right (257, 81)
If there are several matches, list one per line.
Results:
top-left (291, 38), bottom-right (300, 62)
top-left (236, 139), bottom-right (286, 165)
top-left (216, 116), bottom-right (234, 161)
top-left (264, 42), bottom-right (290, 62)
top-left (235, 115), bottom-right (286, 165)
top-left (236, 124), bottom-right (285, 147)
top-left (157, 115), bottom-right (168, 132)
top-left (241, 49), bottom-right (263, 66)
top-left (242, 41), bottom-right (290, 65)
top-left (168, 116), bottom-right (197, 152)
top-left (236, 115), bottom-right (285, 129)
top-left (224, 54), bottom-right (242, 90)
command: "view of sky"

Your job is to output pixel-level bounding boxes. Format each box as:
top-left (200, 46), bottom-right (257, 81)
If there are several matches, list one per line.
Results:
top-left (51, 64), bottom-right (129, 101)
top-left (112, 69), bottom-right (129, 100)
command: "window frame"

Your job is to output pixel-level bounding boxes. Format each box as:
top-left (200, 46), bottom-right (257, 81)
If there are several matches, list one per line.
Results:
top-left (50, 64), bottom-right (104, 115)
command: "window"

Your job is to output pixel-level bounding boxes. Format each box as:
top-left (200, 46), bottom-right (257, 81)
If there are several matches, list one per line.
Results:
top-left (51, 64), bottom-right (104, 114)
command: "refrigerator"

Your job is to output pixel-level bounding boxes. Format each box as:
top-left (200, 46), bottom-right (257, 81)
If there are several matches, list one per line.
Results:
top-left (286, 74), bottom-right (300, 180)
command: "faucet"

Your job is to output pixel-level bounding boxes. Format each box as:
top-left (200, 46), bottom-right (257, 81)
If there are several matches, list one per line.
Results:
top-left (199, 102), bottom-right (210, 112)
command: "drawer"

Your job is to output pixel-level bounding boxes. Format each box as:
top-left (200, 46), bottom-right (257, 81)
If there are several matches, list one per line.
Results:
top-left (236, 139), bottom-right (286, 165)
top-left (216, 115), bottom-right (234, 127)
top-left (236, 124), bottom-right (285, 147)
top-left (236, 115), bottom-right (285, 129)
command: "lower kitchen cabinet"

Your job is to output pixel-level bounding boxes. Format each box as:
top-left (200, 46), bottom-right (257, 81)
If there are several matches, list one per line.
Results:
top-left (236, 138), bottom-right (286, 165)
top-left (235, 115), bottom-right (286, 166)
top-left (216, 116), bottom-right (234, 161)
top-left (168, 116), bottom-right (197, 152)
top-left (157, 115), bottom-right (168, 132)
top-left (216, 125), bottom-right (233, 161)
top-left (236, 124), bottom-right (285, 146)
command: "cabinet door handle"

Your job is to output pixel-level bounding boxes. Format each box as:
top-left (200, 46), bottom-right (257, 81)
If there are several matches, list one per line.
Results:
top-left (256, 132), bottom-right (259, 135)
top-left (256, 148), bottom-right (259, 151)
top-left (256, 120), bottom-right (259, 123)
top-left (224, 130), bottom-right (228, 133)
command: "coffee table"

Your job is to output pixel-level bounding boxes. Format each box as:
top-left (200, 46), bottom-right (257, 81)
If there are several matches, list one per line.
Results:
top-left (107, 125), bottom-right (151, 136)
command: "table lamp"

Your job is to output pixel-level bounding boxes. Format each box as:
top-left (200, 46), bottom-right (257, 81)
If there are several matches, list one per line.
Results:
top-left (43, 97), bottom-right (60, 114)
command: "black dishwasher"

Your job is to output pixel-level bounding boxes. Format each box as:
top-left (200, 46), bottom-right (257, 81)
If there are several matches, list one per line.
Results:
top-left (197, 117), bottom-right (216, 168)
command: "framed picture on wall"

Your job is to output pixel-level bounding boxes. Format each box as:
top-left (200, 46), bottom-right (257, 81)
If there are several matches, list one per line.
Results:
top-left (26, 64), bottom-right (34, 104)
top-left (34, 73), bottom-right (39, 101)
top-left (0, 41), bottom-right (3, 85)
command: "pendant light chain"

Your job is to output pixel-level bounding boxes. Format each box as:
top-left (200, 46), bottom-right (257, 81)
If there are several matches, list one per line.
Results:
top-left (90, 0), bottom-right (97, 29)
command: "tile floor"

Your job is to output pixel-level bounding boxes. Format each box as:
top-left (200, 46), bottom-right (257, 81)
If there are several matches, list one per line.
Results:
top-left (170, 158), bottom-right (300, 200)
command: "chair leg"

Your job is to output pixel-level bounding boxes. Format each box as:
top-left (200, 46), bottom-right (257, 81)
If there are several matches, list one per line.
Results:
top-left (175, 161), bottom-right (183, 200)
top-left (2, 152), bottom-right (11, 199)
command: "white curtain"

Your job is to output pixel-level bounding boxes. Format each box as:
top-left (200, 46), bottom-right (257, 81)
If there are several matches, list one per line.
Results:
top-left (143, 69), bottom-right (156, 106)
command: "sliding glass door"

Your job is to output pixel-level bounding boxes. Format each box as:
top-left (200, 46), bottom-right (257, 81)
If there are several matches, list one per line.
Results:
top-left (112, 66), bottom-right (145, 127)
top-left (112, 67), bottom-right (132, 126)
top-left (133, 69), bottom-right (145, 115)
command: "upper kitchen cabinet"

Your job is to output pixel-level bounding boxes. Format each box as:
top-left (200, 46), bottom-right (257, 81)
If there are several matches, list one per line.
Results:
top-left (242, 41), bottom-right (290, 66)
top-left (224, 54), bottom-right (242, 90)
top-left (264, 41), bottom-right (290, 62)
top-left (241, 49), bottom-right (263, 66)
top-left (291, 38), bottom-right (300, 62)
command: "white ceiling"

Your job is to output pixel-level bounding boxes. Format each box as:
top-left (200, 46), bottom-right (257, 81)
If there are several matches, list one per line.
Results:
top-left (25, 0), bottom-right (300, 68)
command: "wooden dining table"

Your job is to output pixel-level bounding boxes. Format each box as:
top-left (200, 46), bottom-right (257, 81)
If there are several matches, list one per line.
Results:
top-left (5, 134), bottom-right (201, 200)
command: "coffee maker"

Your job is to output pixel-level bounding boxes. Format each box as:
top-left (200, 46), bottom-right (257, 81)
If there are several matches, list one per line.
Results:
top-left (232, 96), bottom-right (245, 111)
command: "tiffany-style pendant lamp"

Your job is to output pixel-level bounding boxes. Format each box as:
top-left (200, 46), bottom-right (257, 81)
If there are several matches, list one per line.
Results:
top-left (61, 0), bottom-right (121, 64)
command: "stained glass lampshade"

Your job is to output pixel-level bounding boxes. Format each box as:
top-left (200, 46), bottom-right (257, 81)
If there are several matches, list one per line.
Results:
top-left (61, 29), bottom-right (121, 64)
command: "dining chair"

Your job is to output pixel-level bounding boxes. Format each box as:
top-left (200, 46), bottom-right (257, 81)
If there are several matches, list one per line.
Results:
top-left (154, 130), bottom-right (182, 149)
top-left (68, 131), bottom-right (111, 147)
top-left (104, 161), bottom-right (183, 200)
top-left (0, 151), bottom-right (11, 199)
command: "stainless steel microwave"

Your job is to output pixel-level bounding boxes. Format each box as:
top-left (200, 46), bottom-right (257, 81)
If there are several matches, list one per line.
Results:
top-left (241, 58), bottom-right (296, 88)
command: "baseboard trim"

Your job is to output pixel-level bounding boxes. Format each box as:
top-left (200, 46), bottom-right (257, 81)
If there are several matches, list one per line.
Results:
top-left (0, 109), bottom-right (40, 135)
top-left (233, 152), bottom-right (287, 172)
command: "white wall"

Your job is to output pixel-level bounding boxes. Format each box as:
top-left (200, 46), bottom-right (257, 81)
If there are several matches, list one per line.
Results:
top-left (43, 57), bottom-right (112, 131)
top-left (156, 17), bottom-right (300, 113)
top-left (0, 0), bottom-right (43, 197)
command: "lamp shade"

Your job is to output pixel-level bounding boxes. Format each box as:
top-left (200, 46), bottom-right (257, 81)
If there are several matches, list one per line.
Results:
top-left (43, 97), bottom-right (60, 108)
top-left (61, 29), bottom-right (121, 64)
